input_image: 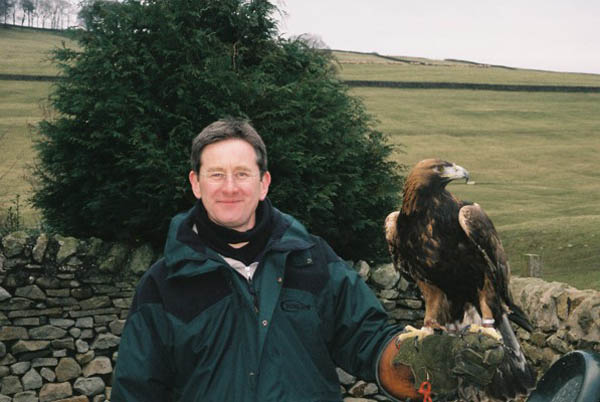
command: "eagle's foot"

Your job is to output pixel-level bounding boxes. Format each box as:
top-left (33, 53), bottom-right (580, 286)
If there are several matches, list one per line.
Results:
top-left (466, 324), bottom-right (502, 341)
top-left (395, 325), bottom-right (434, 345)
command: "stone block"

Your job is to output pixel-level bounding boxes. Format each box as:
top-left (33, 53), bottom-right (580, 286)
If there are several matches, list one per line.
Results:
top-left (76, 351), bottom-right (95, 366)
top-left (0, 353), bottom-right (17, 365)
top-left (0, 297), bottom-right (34, 311)
top-left (74, 376), bottom-right (105, 397)
top-left (91, 333), bottom-right (120, 350)
top-left (55, 235), bottom-right (80, 264)
top-left (108, 320), bottom-right (125, 336)
top-left (94, 314), bottom-right (117, 325)
top-left (36, 277), bottom-right (62, 289)
top-left (54, 396), bottom-right (88, 402)
top-left (39, 382), bottom-right (73, 402)
top-left (55, 358), bottom-right (82, 382)
top-left (2, 231), bottom-right (29, 257)
top-left (49, 318), bottom-right (76, 328)
top-left (1, 375), bottom-right (23, 395)
top-left (22, 368), bottom-right (43, 390)
top-left (353, 260), bottom-right (371, 281)
top-left (51, 339), bottom-right (75, 351)
top-left (69, 328), bottom-right (82, 338)
top-left (29, 325), bottom-right (67, 340)
top-left (13, 390), bottom-right (39, 402)
top-left (15, 285), bottom-right (46, 301)
top-left (31, 357), bottom-right (58, 368)
top-left (336, 367), bottom-right (356, 386)
top-left (71, 287), bottom-right (93, 300)
top-left (82, 357), bottom-right (112, 377)
top-left (369, 264), bottom-right (400, 290)
top-left (0, 287), bottom-right (11, 302)
top-left (53, 350), bottom-right (67, 358)
top-left (75, 317), bottom-right (94, 329)
top-left (46, 289), bottom-right (71, 297)
top-left (8, 307), bottom-right (63, 319)
top-left (127, 243), bottom-right (155, 275)
top-left (10, 361), bottom-right (31, 375)
top-left (0, 326), bottom-right (29, 341)
top-left (99, 244), bottom-right (129, 273)
top-left (40, 367), bottom-right (56, 382)
top-left (12, 340), bottom-right (50, 355)
top-left (76, 340), bottom-right (90, 354)
top-left (13, 318), bottom-right (41, 326)
top-left (32, 233), bottom-right (49, 263)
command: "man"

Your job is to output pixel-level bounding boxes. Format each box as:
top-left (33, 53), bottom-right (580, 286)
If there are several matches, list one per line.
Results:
top-left (112, 118), bottom-right (505, 401)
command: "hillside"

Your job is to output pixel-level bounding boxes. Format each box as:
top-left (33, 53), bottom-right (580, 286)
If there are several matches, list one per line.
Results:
top-left (0, 26), bottom-right (77, 76)
top-left (1, 27), bottom-right (599, 290)
top-left (332, 50), bottom-right (600, 86)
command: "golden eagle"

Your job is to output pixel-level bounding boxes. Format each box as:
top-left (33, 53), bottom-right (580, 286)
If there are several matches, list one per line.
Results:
top-left (385, 158), bottom-right (536, 400)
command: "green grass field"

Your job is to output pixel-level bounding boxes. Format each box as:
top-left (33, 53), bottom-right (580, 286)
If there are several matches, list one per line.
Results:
top-left (334, 50), bottom-right (600, 87)
top-left (1, 27), bottom-right (599, 289)
top-left (0, 80), bottom-right (53, 227)
top-left (349, 87), bottom-right (600, 290)
top-left (0, 26), bottom-right (75, 75)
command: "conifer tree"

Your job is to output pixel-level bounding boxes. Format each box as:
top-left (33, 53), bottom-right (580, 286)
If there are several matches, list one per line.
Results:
top-left (34, 0), bottom-right (403, 262)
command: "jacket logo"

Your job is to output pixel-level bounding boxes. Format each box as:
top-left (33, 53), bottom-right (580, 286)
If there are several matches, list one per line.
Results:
top-left (280, 300), bottom-right (311, 312)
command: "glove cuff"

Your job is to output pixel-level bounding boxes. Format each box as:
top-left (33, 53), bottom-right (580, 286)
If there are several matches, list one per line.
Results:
top-left (376, 334), bottom-right (421, 401)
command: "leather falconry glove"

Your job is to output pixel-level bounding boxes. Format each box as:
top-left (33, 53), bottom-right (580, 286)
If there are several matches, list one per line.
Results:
top-left (378, 329), bottom-right (505, 401)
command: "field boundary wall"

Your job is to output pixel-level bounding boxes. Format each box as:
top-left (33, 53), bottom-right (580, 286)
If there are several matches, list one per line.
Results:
top-left (1, 231), bottom-right (598, 401)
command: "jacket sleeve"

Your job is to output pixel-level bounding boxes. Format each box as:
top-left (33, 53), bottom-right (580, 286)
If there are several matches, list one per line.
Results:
top-left (320, 241), bottom-right (402, 381)
top-left (111, 271), bottom-right (175, 402)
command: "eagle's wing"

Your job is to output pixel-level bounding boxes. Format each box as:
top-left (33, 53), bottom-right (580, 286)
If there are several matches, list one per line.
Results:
top-left (385, 211), bottom-right (409, 278)
top-left (384, 211), bottom-right (399, 256)
top-left (458, 203), bottom-right (509, 300)
top-left (459, 203), bottom-right (536, 399)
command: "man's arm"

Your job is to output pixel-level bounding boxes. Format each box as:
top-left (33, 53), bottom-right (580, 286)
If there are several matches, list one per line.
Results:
top-left (111, 275), bottom-right (174, 402)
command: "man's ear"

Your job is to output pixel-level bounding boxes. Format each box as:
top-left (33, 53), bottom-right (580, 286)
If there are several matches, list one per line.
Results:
top-left (189, 170), bottom-right (202, 199)
top-left (259, 171), bottom-right (271, 201)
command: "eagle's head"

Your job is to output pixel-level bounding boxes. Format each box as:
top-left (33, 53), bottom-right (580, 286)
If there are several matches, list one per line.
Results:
top-left (407, 159), bottom-right (470, 190)
top-left (401, 159), bottom-right (470, 213)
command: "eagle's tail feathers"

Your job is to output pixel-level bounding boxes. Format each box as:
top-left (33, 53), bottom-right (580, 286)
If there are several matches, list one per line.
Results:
top-left (507, 302), bottom-right (533, 332)
top-left (485, 314), bottom-right (536, 400)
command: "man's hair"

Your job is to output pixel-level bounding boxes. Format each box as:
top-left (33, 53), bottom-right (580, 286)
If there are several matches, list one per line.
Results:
top-left (190, 118), bottom-right (268, 175)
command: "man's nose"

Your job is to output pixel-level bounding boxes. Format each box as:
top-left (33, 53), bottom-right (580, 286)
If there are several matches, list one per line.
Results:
top-left (221, 175), bottom-right (240, 191)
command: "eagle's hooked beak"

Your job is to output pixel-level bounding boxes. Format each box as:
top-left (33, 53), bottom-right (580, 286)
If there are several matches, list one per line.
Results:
top-left (441, 163), bottom-right (470, 183)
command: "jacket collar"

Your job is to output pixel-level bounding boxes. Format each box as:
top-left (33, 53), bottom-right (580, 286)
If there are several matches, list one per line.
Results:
top-left (163, 204), bottom-right (315, 279)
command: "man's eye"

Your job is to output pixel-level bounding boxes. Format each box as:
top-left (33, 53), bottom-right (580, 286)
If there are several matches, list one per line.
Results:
top-left (210, 173), bottom-right (225, 180)
top-left (235, 172), bottom-right (250, 179)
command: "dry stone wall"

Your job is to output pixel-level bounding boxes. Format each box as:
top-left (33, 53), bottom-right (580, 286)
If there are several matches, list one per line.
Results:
top-left (1, 231), bottom-right (599, 402)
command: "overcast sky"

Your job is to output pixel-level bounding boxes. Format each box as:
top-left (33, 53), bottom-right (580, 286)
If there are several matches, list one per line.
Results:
top-left (275, 0), bottom-right (600, 75)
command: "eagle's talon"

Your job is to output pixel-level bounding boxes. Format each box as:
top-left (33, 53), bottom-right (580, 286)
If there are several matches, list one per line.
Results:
top-left (396, 325), bottom-right (434, 345)
top-left (466, 324), bottom-right (503, 342)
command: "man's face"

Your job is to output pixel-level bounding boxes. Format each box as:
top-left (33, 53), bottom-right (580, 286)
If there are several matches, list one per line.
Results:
top-left (189, 138), bottom-right (271, 232)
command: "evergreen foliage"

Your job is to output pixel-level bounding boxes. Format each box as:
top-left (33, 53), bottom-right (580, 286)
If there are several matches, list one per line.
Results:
top-left (33, 0), bottom-right (404, 262)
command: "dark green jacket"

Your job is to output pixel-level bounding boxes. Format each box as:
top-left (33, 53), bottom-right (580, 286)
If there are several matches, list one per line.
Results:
top-left (112, 206), bottom-right (400, 402)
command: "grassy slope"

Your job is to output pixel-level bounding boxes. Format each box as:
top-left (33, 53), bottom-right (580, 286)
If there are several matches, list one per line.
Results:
top-left (0, 80), bottom-right (53, 227)
top-left (334, 52), bottom-right (600, 291)
top-left (349, 87), bottom-right (600, 290)
top-left (334, 50), bottom-right (600, 86)
top-left (0, 26), bottom-right (74, 75)
top-left (0, 29), bottom-right (598, 289)
top-left (0, 27), bottom-right (73, 226)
